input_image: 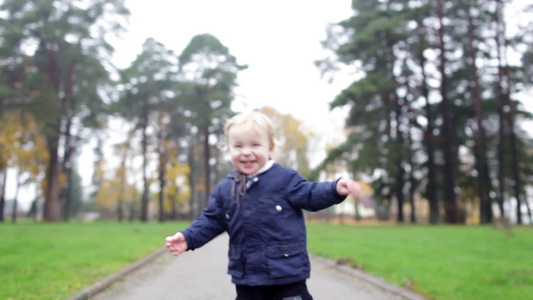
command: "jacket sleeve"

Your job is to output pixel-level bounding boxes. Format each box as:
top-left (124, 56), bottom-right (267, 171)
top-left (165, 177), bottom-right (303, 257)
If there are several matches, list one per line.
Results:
top-left (181, 184), bottom-right (226, 251)
top-left (285, 169), bottom-right (346, 212)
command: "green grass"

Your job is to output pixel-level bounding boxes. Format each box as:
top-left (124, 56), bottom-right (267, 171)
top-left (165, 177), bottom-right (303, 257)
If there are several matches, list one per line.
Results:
top-left (306, 223), bottom-right (533, 300)
top-left (2, 222), bottom-right (532, 300)
top-left (0, 221), bottom-right (187, 300)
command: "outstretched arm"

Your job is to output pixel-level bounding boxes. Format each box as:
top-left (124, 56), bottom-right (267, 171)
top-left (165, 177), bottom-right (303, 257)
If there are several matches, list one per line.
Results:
top-left (286, 168), bottom-right (362, 211)
top-left (165, 184), bottom-right (226, 253)
top-left (165, 232), bottom-right (189, 256)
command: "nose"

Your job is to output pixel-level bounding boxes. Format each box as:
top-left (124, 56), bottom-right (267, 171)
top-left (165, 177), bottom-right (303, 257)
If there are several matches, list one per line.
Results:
top-left (241, 147), bottom-right (252, 155)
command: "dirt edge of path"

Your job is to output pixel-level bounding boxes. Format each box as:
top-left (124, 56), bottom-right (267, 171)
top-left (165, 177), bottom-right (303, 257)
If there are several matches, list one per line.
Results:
top-left (67, 246), bottom-right (168, 300)
top-left (68, 247), bottom-right (427, 300)
top-left (309, 254), bottom-right (428, 300)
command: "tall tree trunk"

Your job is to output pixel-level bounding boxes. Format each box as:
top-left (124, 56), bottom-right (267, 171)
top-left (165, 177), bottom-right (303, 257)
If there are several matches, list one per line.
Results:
top-left (157, 128), bottom-right (163, 223)
top-left (12, 171), bottom-right (21, 223)
top-left (408, 173), bottom-right (417, 224)
top-left (407, 115), bottom-right (417, 224)
top-left (43, 41), bottom-right (63, 222)
top-left (60, 134), bottom-right (74, 221)
top-left (437, 0), bottom-right (458, 223)
top-left (171, 186), bottom-right (178, 220)
top-left (483, 159), bottom-right (495, 220)
top-left (507, 97), bottom-right (522, 224)
top-left (203, 125), bottom-right (211, 206)
top-left (63, 170), bottom-right (73, 221)
top-left (499, 0), bottom-right (522, 224)
top-left (0, 169), bottom-right (5, 222)
top-left (188, 136), bottom-right (197, 220)
top-left (140, 97), bottom-right (149, 222)
top-left (61, 152), bottom-right (74, 222)
top-left (60, 60), bottom-right (77, 222)
top-left (118, 157), bottom-right (126, 222)
top-left (416, 16), bottom-right (439, 224)
top-left (494, 0), bottom-right (507, 219)
top-left (45, 134), bottom-right (61, 221)
top-left (383, 93), bottom-right (393, 222)
top-left (467, 1), bottom-right (490, 224)
top-left (394, 93), bottom-right (405, 223)
top-left (354, 197), bottom-right (361, 221)
top-left (158, 125), bottom-right (168, 223)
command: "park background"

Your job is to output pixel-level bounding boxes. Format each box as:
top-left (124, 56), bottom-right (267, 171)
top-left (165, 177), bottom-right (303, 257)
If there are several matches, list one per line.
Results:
top-left (1, 1), bottom-right (533, 299)
top-left (1, 0), bottom-right (532, 225)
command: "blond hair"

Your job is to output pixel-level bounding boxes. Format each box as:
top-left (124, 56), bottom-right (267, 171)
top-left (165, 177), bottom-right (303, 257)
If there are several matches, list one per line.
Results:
top-left (224, 111), bottom-right (276, 150)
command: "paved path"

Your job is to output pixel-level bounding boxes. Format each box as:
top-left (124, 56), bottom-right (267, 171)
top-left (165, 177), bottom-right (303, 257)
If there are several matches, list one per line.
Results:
top-left (93, 234), bottom-right (425, 300)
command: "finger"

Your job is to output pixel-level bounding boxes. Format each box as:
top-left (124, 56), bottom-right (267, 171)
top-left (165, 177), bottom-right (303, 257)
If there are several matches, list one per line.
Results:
top-left (350, 189), bottom-right (357, 196)
top-left (353, 185), bottom-right (361, 195)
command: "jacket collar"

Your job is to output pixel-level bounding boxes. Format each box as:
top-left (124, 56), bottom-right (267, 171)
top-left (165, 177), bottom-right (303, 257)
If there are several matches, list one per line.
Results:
top-left (228, 160), bottom-right (276, 179)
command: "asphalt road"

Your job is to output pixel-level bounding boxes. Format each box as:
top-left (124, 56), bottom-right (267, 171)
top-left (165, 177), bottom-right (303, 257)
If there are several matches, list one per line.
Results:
top-left (93, 234), bottom-right (426, 300)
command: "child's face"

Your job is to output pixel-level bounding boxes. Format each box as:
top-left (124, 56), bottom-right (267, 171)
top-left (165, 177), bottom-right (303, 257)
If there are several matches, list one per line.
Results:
top-left (227, 123), bottom-right (273, 175)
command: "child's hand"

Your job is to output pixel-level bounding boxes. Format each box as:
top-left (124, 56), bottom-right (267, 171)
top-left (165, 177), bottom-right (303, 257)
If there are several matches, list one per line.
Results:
top-left (165, 232), bottom-right (189, 256)
top-left (336, 178), bottom-right (362, 197)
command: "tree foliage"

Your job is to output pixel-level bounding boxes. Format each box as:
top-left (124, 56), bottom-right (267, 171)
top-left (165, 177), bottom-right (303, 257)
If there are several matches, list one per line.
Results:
top-left (115, 38), bottom-right (177, 222)
top-left (178, 33), bottom-right (247, 207)
top-left (1, 1), bottom-right (531, 225)
top-left (0, 0), bottom-right (129, 221)
top-left (315, 0), bottom-right (533, 224)
top-left (0, 112), bottom-right (48, 221)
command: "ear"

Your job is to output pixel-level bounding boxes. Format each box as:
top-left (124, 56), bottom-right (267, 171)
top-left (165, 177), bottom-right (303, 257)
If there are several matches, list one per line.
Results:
top-left (269, 141), bottom-right (276, 158)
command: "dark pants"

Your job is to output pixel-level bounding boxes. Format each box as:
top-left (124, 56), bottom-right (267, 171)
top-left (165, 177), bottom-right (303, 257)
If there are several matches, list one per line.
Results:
top-left (235, 280), bottom-right (313, 300)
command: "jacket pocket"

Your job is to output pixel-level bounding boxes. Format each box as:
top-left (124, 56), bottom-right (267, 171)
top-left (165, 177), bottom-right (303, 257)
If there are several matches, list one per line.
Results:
top-left (265, 243), bottom-right (305, 278)
top-left (228, 246), bottom-right (244, 279)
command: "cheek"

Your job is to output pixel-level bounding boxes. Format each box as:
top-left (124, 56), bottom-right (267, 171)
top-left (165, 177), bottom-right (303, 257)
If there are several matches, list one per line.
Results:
top-left (230, 152), bottom-right (240, 160)
top-left (261, 149), bottom-right (271, 159)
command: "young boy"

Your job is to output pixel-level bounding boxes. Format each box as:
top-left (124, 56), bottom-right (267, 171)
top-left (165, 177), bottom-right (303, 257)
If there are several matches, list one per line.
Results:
top-left (166, 111), bottom-right (361, 300)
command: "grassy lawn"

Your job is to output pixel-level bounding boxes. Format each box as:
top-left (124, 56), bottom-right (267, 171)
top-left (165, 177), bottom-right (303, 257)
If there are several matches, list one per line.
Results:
top-left (306, 223), bottom-right (533, 300)
top-left (0, 221), bottom-right (187, 300)
top-left (1, 221), bottom-right (531, 300)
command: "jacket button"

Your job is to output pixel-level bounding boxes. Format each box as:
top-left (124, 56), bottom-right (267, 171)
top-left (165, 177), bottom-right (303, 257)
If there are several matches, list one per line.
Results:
top-left (253, 177), bottom-right (258, 182)
top-left (276, 205), bottom-right (282, 212)
top-left (283, 253), bottom-right (289, 257)
top-left (226, 214), bottom-right (230, 219)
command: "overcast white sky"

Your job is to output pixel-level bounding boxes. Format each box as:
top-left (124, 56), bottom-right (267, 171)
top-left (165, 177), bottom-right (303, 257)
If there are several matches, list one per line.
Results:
top-left (111, 0), bottom-right (354, 136)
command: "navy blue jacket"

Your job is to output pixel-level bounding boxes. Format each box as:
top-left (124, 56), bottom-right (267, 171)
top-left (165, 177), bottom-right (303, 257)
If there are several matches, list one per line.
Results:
top-left (181, 163), bottom-right (346, 286)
